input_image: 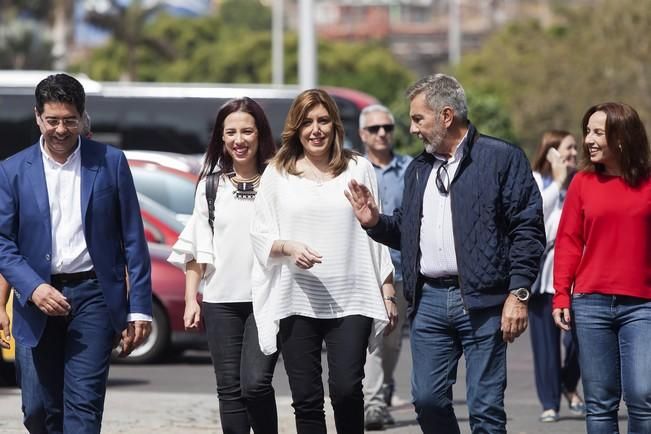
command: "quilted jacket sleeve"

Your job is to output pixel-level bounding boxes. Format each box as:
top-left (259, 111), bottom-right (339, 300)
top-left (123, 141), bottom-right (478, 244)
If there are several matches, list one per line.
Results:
top-left (502, 148), bottom-right (546, 291)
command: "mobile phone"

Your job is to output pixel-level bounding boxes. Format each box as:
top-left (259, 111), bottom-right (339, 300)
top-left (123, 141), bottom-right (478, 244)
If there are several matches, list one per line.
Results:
top-left (546, 147), bottom-right (561, 164)
top-left (548, 147), bottom-right (561, 158)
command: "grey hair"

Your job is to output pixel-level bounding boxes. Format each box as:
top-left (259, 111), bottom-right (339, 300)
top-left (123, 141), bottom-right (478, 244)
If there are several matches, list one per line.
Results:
top-left (406, 74), bottom-right (468, 121)
top-left (359, 104), bottom-right (395, 129)
top-left (81, 111), bottom-right (92, 137)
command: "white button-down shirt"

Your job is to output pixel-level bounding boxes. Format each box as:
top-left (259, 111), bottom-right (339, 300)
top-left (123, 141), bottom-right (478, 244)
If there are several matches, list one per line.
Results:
top-left (419, 133), bottom-right (467, 277)
top-left (40, 136), bottom-right (93, 274)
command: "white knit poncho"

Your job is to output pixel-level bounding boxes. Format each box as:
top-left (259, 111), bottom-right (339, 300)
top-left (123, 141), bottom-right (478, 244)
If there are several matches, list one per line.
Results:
top-left (250, 156), bottom-right (393, 355)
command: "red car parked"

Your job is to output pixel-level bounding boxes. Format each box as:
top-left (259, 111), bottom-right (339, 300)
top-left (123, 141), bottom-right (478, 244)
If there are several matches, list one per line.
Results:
top-left (117, 242), bottom-right (205, 364)
top-left (114, 153), bottom-right (205, 363)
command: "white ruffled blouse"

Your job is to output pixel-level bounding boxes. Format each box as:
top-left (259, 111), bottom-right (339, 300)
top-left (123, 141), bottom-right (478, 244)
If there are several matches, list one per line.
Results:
top-left (250, 157), bottom-right (394, 355)
top-left (167, 176), bottom-right (255, 303)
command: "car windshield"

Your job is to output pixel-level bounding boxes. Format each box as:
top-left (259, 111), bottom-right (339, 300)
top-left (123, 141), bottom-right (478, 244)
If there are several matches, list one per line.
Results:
top-left (130, 166), bottom-right (196, 217)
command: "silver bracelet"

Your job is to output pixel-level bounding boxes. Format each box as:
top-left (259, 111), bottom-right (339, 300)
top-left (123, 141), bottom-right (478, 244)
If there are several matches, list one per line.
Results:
top-left (383, 295), bottom-right (397, 304)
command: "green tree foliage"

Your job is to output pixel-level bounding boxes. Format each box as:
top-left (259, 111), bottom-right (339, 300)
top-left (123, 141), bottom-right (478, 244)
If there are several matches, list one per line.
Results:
top-left (75, 1), bottom-right (413, 124)
top-left (84, 0), bottom-right (173, 80)
top-left (454, 0), bottom-right (651, 155)
top-left (0, 2), bottom-right (53, 69)
top-left (219, 0), bottom-right (271, 32)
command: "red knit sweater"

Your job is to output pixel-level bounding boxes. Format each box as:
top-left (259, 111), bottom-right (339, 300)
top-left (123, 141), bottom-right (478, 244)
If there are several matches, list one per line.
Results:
top-left (553, 171), bottom-right (651, 309)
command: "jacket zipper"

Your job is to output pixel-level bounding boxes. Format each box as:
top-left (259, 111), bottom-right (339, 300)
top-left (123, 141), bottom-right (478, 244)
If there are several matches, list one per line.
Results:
top-left (449, 188), bottom-right (467, 312)
top-left (449, 137), bottom-right (472, 312)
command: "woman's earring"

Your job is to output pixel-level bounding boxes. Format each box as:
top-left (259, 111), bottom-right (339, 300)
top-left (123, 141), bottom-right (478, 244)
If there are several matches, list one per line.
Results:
top-left (618, 143), bottom-right (623, 152)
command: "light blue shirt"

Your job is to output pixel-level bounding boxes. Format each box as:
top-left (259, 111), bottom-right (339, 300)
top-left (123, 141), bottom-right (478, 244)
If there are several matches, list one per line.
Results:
top-left (370, 152), bottom-right (412, 282)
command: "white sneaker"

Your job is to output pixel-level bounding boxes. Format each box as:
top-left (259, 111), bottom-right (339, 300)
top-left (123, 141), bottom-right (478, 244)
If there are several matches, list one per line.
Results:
top-left (539, 409), bottom-right (559, 423)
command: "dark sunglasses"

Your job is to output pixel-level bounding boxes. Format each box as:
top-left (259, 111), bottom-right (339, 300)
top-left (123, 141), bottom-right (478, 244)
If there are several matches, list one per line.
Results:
top-left (364, 124), bottom-right (394, 134)
top-left (435, 160), bottom-right (450, 195)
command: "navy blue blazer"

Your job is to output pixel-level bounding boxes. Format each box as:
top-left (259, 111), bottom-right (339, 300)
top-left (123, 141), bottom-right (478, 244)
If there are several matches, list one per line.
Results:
top-left (0, 138), bottom-right (152, 347)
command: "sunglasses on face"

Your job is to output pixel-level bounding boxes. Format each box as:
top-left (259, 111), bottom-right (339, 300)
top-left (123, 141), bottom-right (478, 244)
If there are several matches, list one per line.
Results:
top-left (364, 124), bottom-right (394, 134)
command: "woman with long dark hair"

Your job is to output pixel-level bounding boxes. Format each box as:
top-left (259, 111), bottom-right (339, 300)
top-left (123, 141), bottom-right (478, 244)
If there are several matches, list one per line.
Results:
top-left (250, 89), bottom-right (397, 434)
top-left (168, 97), bottom-right (279, 434)
top-left (553, 102), bottom-right (651, 433)
top-left (529, 130), bottom-right (584, 422)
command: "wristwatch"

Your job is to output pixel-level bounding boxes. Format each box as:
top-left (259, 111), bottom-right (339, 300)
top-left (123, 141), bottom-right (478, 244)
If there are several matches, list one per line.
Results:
top-left (510, 287), bottom-right (531, 302)
top-left (383, 295), bottom-right (397, 304)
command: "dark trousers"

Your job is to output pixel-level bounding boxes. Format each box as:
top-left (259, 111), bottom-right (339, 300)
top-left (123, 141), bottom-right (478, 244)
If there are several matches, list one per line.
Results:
top-left (279, 315), bottom-right (372, 434)
top-left (26, 279), bottom-right (115, 434)
top-left (202, 302), bottom-right (279, 434)
top-left (529, 293), bottom-right (580, 411)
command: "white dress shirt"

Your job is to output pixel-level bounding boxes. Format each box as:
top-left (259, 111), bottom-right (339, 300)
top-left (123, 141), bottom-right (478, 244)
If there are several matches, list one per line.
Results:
top-left (419, 133), bottom-right (467, 277)
top-left (40, 136), bottom-right (93, 274)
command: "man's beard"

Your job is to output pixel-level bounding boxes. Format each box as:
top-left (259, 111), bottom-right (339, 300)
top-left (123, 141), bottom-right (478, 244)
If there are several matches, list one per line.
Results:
top-left (424, 124), bottom-right (446, 154)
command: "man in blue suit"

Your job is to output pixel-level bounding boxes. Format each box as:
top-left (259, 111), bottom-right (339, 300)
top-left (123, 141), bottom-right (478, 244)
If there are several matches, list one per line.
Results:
top-left (0, 73), bottom-right (152, 434)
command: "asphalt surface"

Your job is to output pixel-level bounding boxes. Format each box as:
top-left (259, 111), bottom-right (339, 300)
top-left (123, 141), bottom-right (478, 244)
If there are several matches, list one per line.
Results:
top-left (0, 328), bottom-right (628, 433)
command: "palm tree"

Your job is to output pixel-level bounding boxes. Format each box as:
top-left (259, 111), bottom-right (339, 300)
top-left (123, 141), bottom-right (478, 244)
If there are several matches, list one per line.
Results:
top-left (85, 0), bottom-right (174, 80)
top-left (51, 0), bottom-right (75, 69)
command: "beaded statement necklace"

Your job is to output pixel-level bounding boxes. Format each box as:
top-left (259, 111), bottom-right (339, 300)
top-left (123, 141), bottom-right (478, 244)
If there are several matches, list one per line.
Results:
top-left (227, 171), bottom-right (261, 200)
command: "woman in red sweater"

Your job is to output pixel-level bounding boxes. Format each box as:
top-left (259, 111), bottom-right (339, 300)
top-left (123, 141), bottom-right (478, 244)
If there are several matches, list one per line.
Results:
top-left (552, 102), bottom-right (651, 434)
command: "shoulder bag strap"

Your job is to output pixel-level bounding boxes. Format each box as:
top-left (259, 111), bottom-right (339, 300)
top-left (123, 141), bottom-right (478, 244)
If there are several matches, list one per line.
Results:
top-left (205, 172), bottom-right (220, 235)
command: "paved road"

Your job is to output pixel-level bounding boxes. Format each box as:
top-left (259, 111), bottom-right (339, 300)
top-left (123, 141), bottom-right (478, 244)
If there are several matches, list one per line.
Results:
top-left (0, 328), bottom-right (628, 433)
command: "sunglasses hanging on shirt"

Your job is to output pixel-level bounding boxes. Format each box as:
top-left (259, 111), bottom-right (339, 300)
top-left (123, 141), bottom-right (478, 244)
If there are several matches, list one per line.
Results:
top-left (435, 160), bottom-right (450, 195)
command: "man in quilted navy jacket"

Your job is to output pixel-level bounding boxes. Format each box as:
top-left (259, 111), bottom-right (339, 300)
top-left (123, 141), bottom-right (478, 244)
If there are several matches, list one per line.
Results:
top-left (346, 74), bottom-right (545, 434)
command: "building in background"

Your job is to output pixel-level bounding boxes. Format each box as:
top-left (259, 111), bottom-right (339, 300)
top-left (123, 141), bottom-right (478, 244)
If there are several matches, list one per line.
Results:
top-left (284, 0), bottom-right (586, 76)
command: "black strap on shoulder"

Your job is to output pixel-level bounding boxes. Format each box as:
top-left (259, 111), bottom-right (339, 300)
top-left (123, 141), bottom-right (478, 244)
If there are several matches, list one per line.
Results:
top-left (205, 172), bottom-right (220, 234)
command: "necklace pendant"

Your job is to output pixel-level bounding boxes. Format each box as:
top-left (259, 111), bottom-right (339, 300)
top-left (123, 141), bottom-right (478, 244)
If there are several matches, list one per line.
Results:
top-left (228, 172), bottom-right (260, 200)
top-left (233, 190), bottom-right (257, 200)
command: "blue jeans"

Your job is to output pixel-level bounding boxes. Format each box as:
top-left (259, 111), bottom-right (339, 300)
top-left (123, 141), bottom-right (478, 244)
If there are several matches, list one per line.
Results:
top-left (572, 293), bottom-right (651, 434)
top-left (29, 278), bottom-right (116, 434)
top-left (202, 302), bottom-right (279, 434)
top-left (411, 283), bottom-right (507, 434)
top-left (15, 342), bottom-right (47, 434)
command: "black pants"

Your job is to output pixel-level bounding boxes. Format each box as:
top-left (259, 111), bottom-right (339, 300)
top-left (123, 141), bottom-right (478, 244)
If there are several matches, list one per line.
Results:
top-left (279, 315), bottom-right (372, 434)
top-left (202, 302), bottom-right (279, 434)
top-left (529, 293), bottom-right (580, 411)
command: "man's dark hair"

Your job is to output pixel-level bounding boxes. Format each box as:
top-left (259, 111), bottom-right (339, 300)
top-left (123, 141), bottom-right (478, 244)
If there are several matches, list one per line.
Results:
top-left (34, 74), bottom-right (85, 116)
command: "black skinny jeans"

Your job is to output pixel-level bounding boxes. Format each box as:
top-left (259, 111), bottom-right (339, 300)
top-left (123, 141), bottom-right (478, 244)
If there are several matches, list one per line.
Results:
top-left (202, 302), bottom-right (279, 434)
top-left (279, 315), bottom-right (372, 434)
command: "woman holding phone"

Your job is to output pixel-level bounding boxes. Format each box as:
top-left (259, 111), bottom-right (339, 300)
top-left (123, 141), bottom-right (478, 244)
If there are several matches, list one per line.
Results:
top-left (529, 130), bottom-right (584, 422)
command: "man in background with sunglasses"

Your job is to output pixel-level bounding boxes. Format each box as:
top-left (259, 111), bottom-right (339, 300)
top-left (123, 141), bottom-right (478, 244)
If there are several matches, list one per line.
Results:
top-left (0, 73), bottom-right (152, 433)
top-left (347, 74), bottom-right (544, 434)
top-left (358, 105), bottom-right (412, 431)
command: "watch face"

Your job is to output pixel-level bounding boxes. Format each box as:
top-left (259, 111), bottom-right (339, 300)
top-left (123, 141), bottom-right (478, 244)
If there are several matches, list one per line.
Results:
top-left (516, 288), bottom-right (530, 300)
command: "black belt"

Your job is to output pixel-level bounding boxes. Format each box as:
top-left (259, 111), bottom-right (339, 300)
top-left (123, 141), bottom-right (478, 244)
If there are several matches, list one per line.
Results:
top-left (51, 270), bottom-right (97, 286)
top-left (420, 274), bottom-right (459, 288)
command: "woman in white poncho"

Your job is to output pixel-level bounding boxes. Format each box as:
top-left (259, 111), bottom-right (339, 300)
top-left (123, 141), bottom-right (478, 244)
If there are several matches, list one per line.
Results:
top-left (168, 98), bottom-right (279, 434)
top-left (250, 89), bottom-right (398, 434)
